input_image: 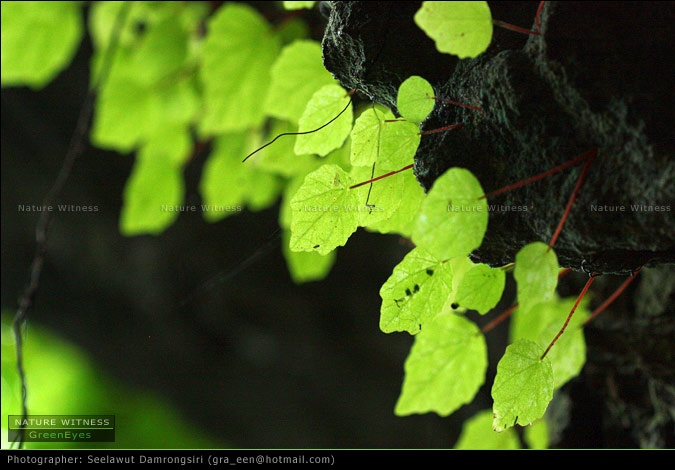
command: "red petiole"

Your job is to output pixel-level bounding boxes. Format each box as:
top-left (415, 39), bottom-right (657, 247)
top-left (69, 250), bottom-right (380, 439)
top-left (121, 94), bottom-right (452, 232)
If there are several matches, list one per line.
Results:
top-left (547, 148), bottom-right (597, 249)
top-left (583, 268), bottom-right (642, 326)
top-left (432, 97), bottom-right (483, 112)
top-left (481, 268), bottom-right (572, 334)
top-left (493, 19), bottom-right (540, 36)
top-left (492, 1), bottom-right (546, 37)
top-left (349, 164), bottom-right (414, 190)
top-left (479, 148), bottom-right (597, 200)
top-left (541, 273), bottom-right (597, 359)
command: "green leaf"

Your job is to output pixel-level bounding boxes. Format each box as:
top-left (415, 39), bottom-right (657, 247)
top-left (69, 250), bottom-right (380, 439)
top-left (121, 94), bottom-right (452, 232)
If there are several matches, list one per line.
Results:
top-left (199, 132), bottom-right (257, 223)
top-left (350, 107), bottom-right (389, 167)
top-left (244, 170), bottom-right (283, 213)
top-left (514, 242), bottom-right (559, 312)
top-left (1, 1), bottom-right (84, 89)
top-left (492, 339), bottom-right (554, 432)
top-left (91, 77), bottom-right (153, 151)
top-left (448, 255), bottom-right (475, 295)
top-left (510, 296), bottom-right (590, 389)
top-left (366, 168), bottom-right (425, 237)
top-left (412, 167), bottom-right (488, 260)
top-left (349, 165), bottom-right (404, 228)
top-left (294, 84), bottom-right (353, 156)
top-left (119, 133), bottom-right (191, 236)
top-left (379, 247), bottom-right (454, 334)
top-left (264, 40), bottom-right (336, 123)
top-left (126, 15), bottom-right (189, 86)
top-left (200, 131), bottom-right (282, 220)
top-left (414, 1), bottom-right (493, 59)
top-left (89, 1), bottom-right (205, 86)
top-left (250, 120), bottom-right (318, 177)
top-left (199, 3), bottom-right (280, 135)
top-left (396, 75), bottom-right (435, 124)
top-left (91, 77), bottom-right (199, 152)
top-left (454, 410), bottom-right (521, 449)
top-left (88, 2), bottom-right (202, 153)
top-left (350, 107), bottom-right (420, 170)
top-left (524, 419), bottom-right (550, 449)
top-left (536, 300), bottom-right (589, 389)
top-left (282, 230), bottom-right (336, 284)
top-left (454, 263), bottom-right (506, 314)
top-left (289, 164), bottom-right (359, 255)
top-left (282, 1), bottom-right (316, 10)
top-left (377, 121), bottom-right (421, 171)
top-left (395, 310), bottom-right (487, 416)
top-left (276, 17), bottom-right (310, 46)
top-left (279, 174), bottom-right (308, 230)
top-left (278, 141), bottom-right (352, 231)
top-left (510, 296), bottom-right (570, 344)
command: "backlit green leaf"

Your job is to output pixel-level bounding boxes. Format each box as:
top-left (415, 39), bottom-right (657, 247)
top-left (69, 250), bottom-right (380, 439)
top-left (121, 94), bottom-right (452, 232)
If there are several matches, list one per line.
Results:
top-left (294, 84), bottom-right (353, 156)
top-left (264, 40), bottom-right (336, 123)
top-left (366, 168), bottom-right (425, 237)
top-left (199, 132), bottom-right (258, 223)
top-left (492, 339), bottom-right (554, 432)
top-left (1, 1), bottom-right (84, 89)
top-left (88, 2), bottom-right (202, 153)
top-left (349, 165), bottom-right (404, 227)
top-left (282, 230), bottom-right (336, 284)
top-left (537, 300), bottom-right (589, 389)
top-left (289, 164), bottom-right (359, 255)
top-left (279, 175), bottom-right (308, 230)
top-left (119, 134), bottom-right (191, 236)
top-left (350, 107), bottom-right (420, 170)
top-left (199, 3), bottom-right (280, 134)
top-left (454, 410), bottom-right (521, 449)
top-left (252, 120), bottom-right (318, 178)
top-left (412, 167), bottom-right (488, 260)
top-left (244, 170), bottom-right (283, 213)
top-left (514, 242), bottom-right (559, 312)
top-left (524, 417), bottom-right (550, 449)
top-left (91, 77), bottom-right (198, 152)
top-left (395, 310), bottom-right (487, 416)
top-left (510, 294), bottom-right (589, 390)
top-left (127, 15), bottom-right (189, 86)
top-left (91, 77), bottom-right (153, 151)
top-left (510, 296), bottom-right (572, 344)
top-left (350, 107), bottom-right (389, 167)
top-left (415, 1), bottom-right (493, 59)
top-left (379, 247), bottom-right (454, 334)
top-left (454, 263), bottom-right (506, 314)
top-left (282, 1), bottom-right (316, 10)
top-left (396, 75), bottom-right (435, 124)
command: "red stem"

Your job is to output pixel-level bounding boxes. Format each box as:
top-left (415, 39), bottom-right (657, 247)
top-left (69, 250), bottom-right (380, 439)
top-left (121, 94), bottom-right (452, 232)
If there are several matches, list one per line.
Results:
top-left (479, 148), bottom-right (597, 201)
top-left (482, 303), bottom-right (518, 334)
top-left (548, 148), bottom-right (597, 249)
top-left (349, 164), bottom-right (414, 190)
top-left (535, 1), bottom-right (546, 31)
top-left (541, 274), bottom-right (596, 360)
top-left (493, 19), bottom-right (541, 36)
top-left (481, 267), bottom-right (571, 334)
top-left (432, 97), bottom-right (483, 112)
top-left (420, 123), bottom-right (464, 135)
top-left (583, 268), bottom-right (642, 326)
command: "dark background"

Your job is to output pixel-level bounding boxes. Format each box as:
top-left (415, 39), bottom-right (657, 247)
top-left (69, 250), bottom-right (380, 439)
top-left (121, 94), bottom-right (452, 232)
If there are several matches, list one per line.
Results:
top-left (2, 1), bottom-right (672, 449)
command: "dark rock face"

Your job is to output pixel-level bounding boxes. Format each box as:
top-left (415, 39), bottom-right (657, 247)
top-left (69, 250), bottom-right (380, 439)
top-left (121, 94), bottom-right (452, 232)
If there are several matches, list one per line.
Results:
top-left (322, 1), bottom-right (674, 275)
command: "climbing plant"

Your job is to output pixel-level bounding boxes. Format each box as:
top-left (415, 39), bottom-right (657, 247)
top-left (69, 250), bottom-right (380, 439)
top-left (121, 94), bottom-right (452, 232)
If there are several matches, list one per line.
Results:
top-left (3, 0), bottom-right (641, 449)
